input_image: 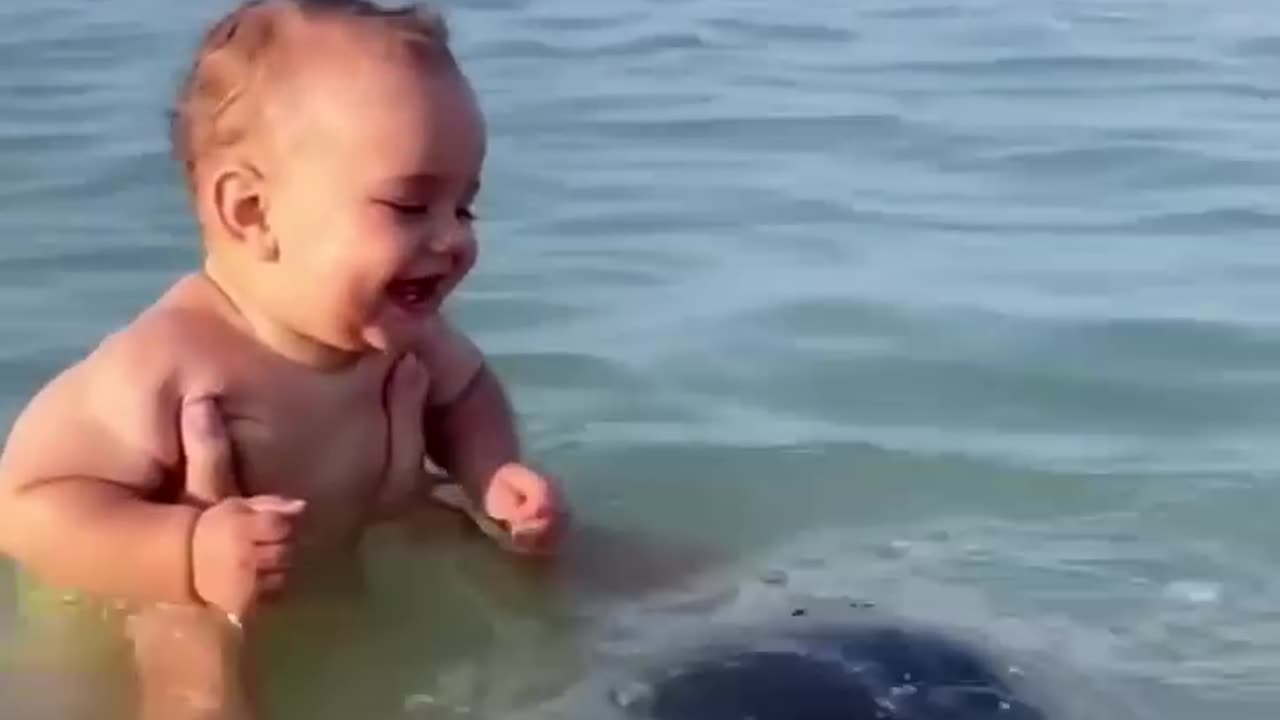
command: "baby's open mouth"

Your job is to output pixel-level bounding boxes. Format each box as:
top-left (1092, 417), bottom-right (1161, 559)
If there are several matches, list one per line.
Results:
top-left (386, 275), bottom-right (444, 311)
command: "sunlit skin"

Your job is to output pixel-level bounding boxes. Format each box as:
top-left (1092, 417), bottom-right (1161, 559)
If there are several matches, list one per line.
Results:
top-left (0, 17), bottom-right (567, 720)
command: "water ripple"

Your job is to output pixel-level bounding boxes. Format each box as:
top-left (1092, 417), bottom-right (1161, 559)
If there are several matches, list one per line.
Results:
top-left (3, 1), bottom-right (1280, 716)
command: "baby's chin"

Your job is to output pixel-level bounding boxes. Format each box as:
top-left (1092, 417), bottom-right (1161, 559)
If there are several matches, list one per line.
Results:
top-left (359, 301), bottom-right (440, 354)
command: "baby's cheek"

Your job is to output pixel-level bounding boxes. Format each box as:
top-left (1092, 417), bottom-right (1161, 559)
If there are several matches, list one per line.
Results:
top-left (439, 248), bottom-right (476, 300)
top-left (455, 235), bottom-right (478, 276)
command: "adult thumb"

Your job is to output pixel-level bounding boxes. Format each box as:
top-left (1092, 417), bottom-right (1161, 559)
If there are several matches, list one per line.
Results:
top-left (385, 354), bottom-right (430, 481)
top-left (182, 397), bottom-right (239, 506)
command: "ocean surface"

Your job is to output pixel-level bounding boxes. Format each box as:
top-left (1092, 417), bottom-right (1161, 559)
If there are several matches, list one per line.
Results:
top-left (2, 0), bottom-right (1279, 718)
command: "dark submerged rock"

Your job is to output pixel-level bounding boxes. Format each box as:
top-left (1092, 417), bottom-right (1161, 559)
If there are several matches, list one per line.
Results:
top-left (615, 613), bottom-right (1046, 720)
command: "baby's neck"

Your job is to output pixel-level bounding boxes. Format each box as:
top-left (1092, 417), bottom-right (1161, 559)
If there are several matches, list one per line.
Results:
top-left (199, 257), bottom-right (363, 371)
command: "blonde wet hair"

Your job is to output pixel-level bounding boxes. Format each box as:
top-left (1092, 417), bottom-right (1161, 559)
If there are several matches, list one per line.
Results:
top-left (170, 0), bottom-right (456, 194)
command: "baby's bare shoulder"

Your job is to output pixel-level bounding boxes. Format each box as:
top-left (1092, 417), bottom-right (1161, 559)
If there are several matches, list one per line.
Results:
top-left (415, 315), bottom-right (484, 406)
top-left (86, 284), bottom-right (226, 394)
top-left (0, 286), bottom-right (227, 491)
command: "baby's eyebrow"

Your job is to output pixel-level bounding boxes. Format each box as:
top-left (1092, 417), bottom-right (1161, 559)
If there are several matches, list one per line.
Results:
top-left (378, 174), bottom-right (480, 197)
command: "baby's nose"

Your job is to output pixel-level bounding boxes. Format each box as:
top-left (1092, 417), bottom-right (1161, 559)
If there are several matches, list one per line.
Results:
top-left (428, 233), bottom-right (456, 253)
top-left (427, 223), bottom-right (471, 255)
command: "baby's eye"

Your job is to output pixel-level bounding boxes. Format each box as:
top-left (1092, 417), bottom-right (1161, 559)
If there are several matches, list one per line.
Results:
top-left (379, 199), bottom-right (429, 216)
top-left (456, 205), bottom-right (476, 222)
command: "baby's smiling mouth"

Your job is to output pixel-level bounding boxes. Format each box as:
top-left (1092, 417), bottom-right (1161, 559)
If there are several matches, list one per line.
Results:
top-left (386, 275), bottom-right (444, 312)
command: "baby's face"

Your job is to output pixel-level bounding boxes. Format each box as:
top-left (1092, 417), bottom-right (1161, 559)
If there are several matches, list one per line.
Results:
top-left (258, 45), bottom-right (486, 356)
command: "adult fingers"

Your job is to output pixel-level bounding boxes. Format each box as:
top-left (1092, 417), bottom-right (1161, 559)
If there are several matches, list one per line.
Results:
top-left (181, 397), bottom-right (239, 506)
top-left (385, 354), bottom-right (430, 481)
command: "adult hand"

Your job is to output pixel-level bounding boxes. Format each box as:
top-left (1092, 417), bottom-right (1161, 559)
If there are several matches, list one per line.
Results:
top-left (182, 397), bottom-right (305, 622)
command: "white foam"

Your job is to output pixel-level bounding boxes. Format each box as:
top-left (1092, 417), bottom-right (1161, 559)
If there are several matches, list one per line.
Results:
top-left (1162, 580), bottom-right (1222, 606)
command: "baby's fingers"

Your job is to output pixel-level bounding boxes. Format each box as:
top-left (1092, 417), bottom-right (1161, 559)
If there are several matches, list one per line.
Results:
top-left (245, 495), bottom-right (306, 516)
top-left (254, 542), bottom-right (292, 573)
top-left (257, 571), bottom-right (288, 597)
top-left (246, 507), bottom-right (301, 544)
top-left (511, 516), bottom-right (549, 540)
top-left (509, 471), bottom-right (564, 522)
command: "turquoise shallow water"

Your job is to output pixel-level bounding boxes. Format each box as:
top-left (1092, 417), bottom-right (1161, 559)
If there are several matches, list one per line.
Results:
top-left (3, 0), bottom-right (1280, 718)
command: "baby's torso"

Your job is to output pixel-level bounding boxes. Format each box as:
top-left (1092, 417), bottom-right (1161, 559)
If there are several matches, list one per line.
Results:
top-left (217, 355), bottom-right (394, 549)
top-left (153, 275), bottom-right (414, 554)
top-left (124, 273), bottom-right (482, 558)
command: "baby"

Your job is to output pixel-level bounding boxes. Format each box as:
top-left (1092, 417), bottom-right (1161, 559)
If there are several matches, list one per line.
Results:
top-left (0, 0), bottom-right (564, 652)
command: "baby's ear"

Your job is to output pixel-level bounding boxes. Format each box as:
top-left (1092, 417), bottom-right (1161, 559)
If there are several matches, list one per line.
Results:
top-left (210, 161), bottom-right (277, 262)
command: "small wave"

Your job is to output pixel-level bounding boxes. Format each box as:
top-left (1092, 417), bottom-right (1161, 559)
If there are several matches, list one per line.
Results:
top-left (708, 17), bottom-right (857, 45)
top-left (859, 54), bottom-right (1212, 80)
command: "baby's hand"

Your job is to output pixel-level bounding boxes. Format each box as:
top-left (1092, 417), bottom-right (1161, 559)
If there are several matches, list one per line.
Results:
top-left (482, 462), bottom-right (567, 555)
top-left (182, 398), bottom-right (305, 621)
top-left (191, 495), bottom-right (303, 621)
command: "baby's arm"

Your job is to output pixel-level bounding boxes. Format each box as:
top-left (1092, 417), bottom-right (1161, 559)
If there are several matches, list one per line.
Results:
top-left (416, 318), bottom-right (520, 496)
top-left (0, 333), bottom-right (199, 605)
top-left (414, 317), bottom-right (566, 552)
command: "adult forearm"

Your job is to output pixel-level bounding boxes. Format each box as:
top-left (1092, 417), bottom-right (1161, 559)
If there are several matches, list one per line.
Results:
top-left (0, 478), bottom-right (200, 605)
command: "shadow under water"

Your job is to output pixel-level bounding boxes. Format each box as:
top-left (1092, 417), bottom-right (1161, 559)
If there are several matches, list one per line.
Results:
top-left (612, 612), bottom-right (1047, 720)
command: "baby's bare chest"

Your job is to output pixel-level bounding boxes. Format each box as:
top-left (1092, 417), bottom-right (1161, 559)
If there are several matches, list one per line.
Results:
top-left (218, 367), bottom-right (391, 523)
